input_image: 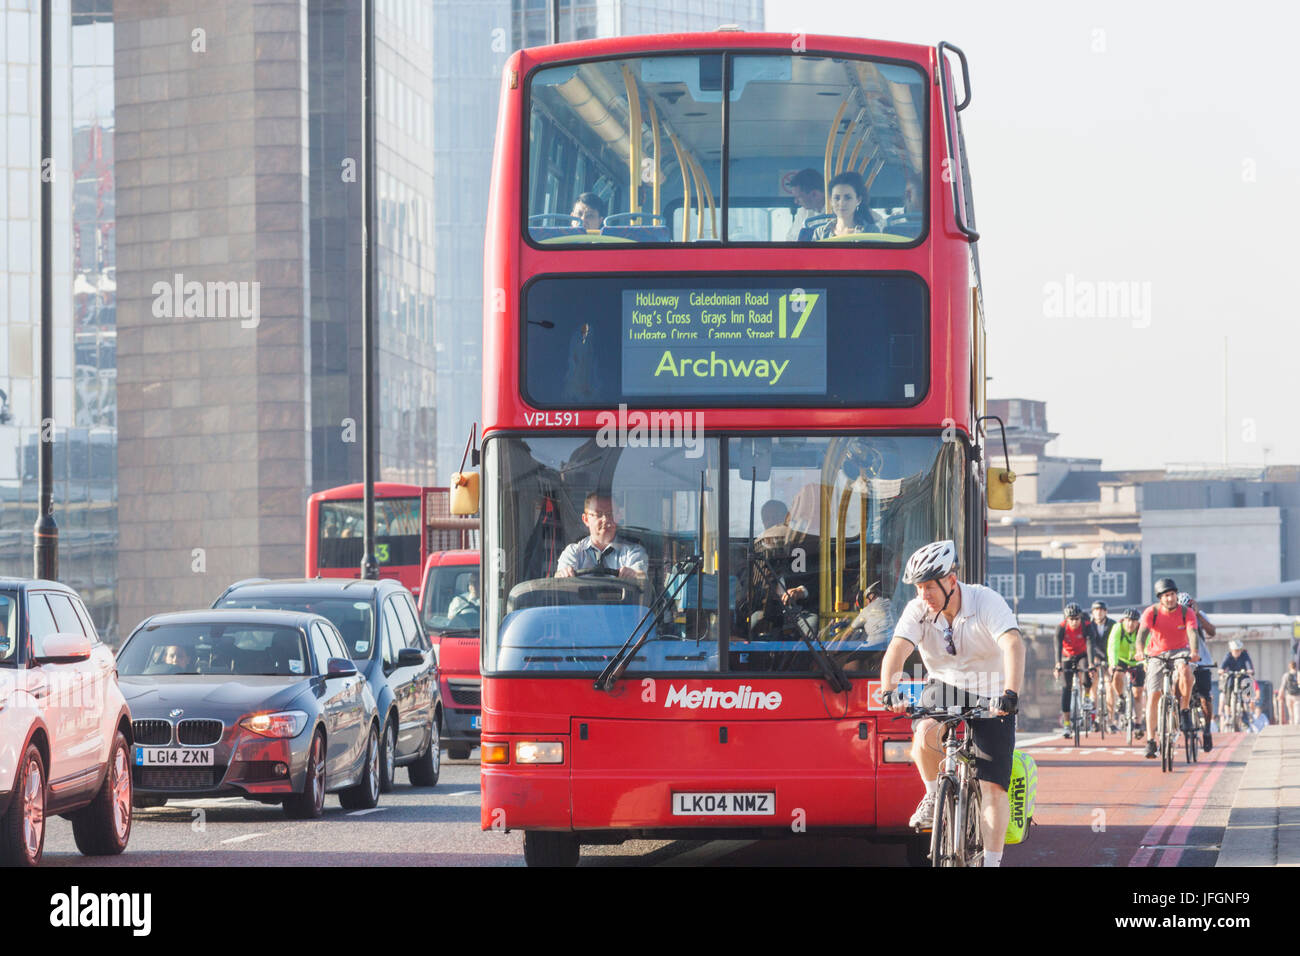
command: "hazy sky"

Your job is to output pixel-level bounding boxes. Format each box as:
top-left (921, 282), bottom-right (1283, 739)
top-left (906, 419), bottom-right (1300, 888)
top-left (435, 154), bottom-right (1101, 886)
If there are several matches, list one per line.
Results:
top-left (765, 0), bottom-right (1300, 470)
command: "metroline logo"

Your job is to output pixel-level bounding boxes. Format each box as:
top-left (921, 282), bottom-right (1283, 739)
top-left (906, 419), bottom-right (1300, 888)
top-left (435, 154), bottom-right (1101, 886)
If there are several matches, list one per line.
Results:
top-left (663, 684), bottom-right (783, 710)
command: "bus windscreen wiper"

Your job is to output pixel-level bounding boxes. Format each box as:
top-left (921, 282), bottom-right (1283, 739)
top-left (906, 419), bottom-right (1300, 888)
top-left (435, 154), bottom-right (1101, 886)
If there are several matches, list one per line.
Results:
top-left (749, 553), bottom-right (852, 694)
top-left (594, 554), bottom-right (703, 693)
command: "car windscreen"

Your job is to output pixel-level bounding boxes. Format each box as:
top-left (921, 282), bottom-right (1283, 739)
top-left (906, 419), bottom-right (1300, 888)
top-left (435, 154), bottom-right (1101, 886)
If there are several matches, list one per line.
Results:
top-left (0, 590), bottom-right (17, 665)
top-left (216, 597), bottom-right (375, 662)
top-left (421, 566), bottom-right (480, 634)
top-left (118, 623), bottom-right (311, 677)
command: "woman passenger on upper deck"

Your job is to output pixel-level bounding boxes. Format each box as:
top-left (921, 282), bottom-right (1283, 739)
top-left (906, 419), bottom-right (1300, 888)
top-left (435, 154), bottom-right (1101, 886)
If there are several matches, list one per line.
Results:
top-left (809, 170), bottom-right (872, 240)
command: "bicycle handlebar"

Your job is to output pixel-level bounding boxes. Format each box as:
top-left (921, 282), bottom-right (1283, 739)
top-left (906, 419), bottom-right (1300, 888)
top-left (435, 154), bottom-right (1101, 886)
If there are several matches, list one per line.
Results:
top-left (906, 704), bottom-right (990, 723)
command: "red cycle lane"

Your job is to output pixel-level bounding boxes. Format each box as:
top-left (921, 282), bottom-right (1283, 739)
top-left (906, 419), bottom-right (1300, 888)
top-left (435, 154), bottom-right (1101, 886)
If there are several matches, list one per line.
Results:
top-left (1007, 731), bottom-right (1253, 867)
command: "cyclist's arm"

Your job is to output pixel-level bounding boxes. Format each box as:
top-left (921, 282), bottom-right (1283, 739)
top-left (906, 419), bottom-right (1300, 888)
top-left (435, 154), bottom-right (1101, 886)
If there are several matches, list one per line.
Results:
top-left (1135, 624), bottom-right (1150, 659)
top-left (1054, 625), bottom-right (1064, 667)
top-left (1107, 623), bottom-right (1120, 668)
top-left (997, 628), bottom-right (1025, 696)
top-left (1197, 610), bottom-right (1216, 637)
top-left (1187, 620), bottom-right (1200, 660)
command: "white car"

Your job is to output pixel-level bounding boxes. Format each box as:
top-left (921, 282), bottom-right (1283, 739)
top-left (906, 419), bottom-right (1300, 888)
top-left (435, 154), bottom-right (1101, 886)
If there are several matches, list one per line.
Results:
top-left (0, 579), bottom-right (133, 866)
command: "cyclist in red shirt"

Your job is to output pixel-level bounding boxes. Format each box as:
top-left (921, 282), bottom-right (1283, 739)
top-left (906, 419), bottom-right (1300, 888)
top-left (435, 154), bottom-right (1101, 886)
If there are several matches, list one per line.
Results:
top-left (1134, 577), bottom-right (1201, 759)
top-left (1053, 603), bottom-right (1096, 737)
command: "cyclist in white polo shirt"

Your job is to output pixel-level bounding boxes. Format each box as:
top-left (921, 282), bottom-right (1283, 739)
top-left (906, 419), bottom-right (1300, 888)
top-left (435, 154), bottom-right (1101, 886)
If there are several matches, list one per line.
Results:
top-left (880, 540), bottom-right (1026, 868)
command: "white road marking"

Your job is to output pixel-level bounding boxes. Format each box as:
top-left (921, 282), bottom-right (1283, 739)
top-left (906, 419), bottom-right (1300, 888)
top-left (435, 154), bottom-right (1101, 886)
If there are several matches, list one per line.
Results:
top-left (1016, 734), bottom-right (1067, 748)
top-left (346, 807), bottom-right (388, 816)
top-left (220, 832), bottom-right (269, 844)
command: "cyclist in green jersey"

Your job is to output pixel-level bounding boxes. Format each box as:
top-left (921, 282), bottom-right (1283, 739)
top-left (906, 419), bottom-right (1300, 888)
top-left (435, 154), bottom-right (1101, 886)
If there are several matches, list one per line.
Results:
top-left (1108, 608), bottom-right (1145, 738)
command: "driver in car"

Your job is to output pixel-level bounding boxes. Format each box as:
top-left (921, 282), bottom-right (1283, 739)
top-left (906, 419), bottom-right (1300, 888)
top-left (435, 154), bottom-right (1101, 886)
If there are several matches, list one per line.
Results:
top-left (555, 492), bottom-right (647, 583)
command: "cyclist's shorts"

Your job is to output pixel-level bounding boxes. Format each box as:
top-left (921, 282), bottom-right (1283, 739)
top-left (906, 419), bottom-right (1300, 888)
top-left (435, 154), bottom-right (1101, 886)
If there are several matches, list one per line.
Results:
top-left (1193, 666), bottom-right (1212, 698)
top-left (1004, 750), bottom-right (1038, 846)
top-left (913, 679), bottom-right (1015, 790)
top-left (1145, 652), bottom-right (1189, 687)
top-left (1115, 662), bottom-right (1146, 688)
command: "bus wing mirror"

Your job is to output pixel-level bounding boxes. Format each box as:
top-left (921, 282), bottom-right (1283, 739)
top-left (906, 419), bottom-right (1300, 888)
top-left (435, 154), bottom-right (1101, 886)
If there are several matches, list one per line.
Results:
top-left (450, 471), bottom-right (480, 516)
top-left (987, 467), bottom-right (1016, 511)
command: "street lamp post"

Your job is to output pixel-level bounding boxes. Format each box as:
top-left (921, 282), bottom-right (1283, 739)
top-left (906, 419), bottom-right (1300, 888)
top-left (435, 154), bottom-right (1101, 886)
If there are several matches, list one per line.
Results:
top-left (1050, 540), bottom-right (1074, 615)
top-left (1001, 516), bottom-right (1029, 619)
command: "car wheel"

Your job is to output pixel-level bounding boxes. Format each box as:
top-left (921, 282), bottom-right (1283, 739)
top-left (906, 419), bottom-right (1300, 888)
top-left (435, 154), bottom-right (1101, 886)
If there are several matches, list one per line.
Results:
top-left (379, 717), bottom-right (398, 794)
top-left (448, 747), bottom-right (471, 761)
top-left (71, 731), bottom-right (133, 856)
top-left (339, 723), bottom-right (381, 811)
top-left (408, 709), bottom-right (441, 788)
top-left (0, 744), bottom-right (46, 867)
top-left (523, 831), bottom-right (579, 867)
top-left (284, 730), bottom-right (326, 820)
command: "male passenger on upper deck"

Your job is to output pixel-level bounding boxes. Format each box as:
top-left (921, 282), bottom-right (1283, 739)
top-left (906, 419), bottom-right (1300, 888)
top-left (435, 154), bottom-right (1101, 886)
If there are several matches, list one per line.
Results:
top-left (555, 493), bottom-right (647, 583)
top-left (571, 192), bottom-right (605, 232)
top-left (783, 169), bottom-right (825, 241)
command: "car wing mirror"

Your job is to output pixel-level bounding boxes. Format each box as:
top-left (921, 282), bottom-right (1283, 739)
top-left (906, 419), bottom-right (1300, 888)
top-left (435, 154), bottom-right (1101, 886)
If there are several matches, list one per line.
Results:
top-left (396, 647), bottom-right (424, 667)
top-left (36, 632), bottom-right (93, 664)
top-left (326, 657), bottom-right (358, 678)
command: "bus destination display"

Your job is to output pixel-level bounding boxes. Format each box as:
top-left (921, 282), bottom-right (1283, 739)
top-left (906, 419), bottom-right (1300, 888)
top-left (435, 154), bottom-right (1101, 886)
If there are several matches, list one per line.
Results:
top-left (621, 288), bottom-right (828, 396)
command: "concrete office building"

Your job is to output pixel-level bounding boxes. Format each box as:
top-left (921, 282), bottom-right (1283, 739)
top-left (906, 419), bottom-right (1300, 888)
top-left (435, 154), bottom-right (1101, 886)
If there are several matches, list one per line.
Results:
top-left (114, 0), bottom-right (439, 632)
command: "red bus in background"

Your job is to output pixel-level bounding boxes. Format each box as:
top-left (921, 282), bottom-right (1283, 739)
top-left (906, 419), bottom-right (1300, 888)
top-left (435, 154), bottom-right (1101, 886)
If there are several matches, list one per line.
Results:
top-left (306, 483), bottom-right (476, 597)
top-left (475, 32), bottom-right (1003, 866)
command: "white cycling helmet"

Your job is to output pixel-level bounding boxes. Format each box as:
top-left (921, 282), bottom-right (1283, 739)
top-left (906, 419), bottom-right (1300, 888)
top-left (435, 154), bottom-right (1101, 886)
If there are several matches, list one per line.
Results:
top-left (903, 540), bottom-right (959, 585)
top-left (1177, 591), bottom-right (1193, 608)
top-left (1229, 639), bottom-right (1244, 651)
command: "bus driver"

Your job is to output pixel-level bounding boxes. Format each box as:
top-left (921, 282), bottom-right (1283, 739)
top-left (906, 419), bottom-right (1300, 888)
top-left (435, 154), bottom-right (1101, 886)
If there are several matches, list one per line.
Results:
top-left (555, 493), bottom-right (648, 583)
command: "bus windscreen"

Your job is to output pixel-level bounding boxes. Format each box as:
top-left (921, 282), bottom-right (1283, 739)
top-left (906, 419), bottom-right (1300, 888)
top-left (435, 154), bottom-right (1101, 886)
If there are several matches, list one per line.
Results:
top-left (316, 497), bottom-right (422, 569)
top-left (525, 273), bottom-right (926, 407)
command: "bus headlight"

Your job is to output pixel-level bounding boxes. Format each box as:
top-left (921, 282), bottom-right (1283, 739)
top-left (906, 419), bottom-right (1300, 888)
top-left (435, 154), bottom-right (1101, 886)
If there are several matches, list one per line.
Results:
top-left (515, 741), bottom-right (563, 764)
top-left (882, 741), bottom-right (912, 763)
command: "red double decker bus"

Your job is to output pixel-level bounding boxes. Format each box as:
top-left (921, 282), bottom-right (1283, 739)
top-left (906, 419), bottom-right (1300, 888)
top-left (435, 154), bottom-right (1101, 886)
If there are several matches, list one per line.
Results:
top-left (305, 483), bottom-right (474, 597)
top-left (474, 31), bottom-right (1004, 865)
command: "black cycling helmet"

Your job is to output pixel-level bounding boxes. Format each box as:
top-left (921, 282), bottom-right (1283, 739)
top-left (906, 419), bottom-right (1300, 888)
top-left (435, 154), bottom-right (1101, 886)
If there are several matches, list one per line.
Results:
top-left (1064, 603), bottom-right (1083, 618)
top-left (1091, 600), bottom-right (1107, 610)
top-left (1154, 577), bottom-right (1178, 596)
top-left (1124, 608), bottom-right (1140, 621)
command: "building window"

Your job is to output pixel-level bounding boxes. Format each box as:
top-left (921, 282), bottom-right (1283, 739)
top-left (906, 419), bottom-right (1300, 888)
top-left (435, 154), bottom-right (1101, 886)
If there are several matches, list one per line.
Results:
top-left (1151, 554), bottom-right (1196, 599)
top-left (988, 574), bottom-right (1024, 602)
top-left (1035, 573), bottom-right (1075, 600)
top-left (1089, 571), bottom-right (1128, 598)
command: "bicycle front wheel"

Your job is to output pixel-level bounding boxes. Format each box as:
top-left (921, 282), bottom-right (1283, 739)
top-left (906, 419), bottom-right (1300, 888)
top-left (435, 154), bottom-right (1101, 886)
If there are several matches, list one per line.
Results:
top-left (929, 777), bottom-right (958, 868)
top-left (1071, 686), bottom-right (1082, 748)
top-left (959, 779), bottom-right (984, 867)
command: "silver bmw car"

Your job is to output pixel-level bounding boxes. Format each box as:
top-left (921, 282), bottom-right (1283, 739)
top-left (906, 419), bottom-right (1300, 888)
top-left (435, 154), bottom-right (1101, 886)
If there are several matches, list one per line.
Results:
top-left (116, 609), bottom-right (381, 818)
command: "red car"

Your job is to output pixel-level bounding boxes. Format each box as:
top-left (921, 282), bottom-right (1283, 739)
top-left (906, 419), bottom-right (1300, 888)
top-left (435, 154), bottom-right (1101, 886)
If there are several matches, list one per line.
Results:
top-left (418, 552), bottom-right (480, 760)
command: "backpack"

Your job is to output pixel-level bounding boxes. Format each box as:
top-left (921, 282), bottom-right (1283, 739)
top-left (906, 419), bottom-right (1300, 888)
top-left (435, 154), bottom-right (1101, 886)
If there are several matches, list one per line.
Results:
top-left (1004, 749), bottom-right (1038, 845)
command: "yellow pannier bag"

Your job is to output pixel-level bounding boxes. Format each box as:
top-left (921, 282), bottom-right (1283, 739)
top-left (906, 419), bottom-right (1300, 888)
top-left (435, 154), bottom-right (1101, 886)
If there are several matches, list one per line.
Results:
top-left (1004, 749), bottom-right (1038, 845)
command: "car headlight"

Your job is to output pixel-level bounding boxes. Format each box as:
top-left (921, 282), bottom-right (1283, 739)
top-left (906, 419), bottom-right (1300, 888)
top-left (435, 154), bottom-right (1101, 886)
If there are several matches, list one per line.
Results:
top-left (239, 710), bottom-right (309, 738)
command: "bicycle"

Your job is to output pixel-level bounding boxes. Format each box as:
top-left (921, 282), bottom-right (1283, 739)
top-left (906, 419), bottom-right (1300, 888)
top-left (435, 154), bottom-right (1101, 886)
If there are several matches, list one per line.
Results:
top-left (1113, 665), bottom-right (1139, 747)
top-left (1060, 659), bottom-right (1092, 748)
top-left (908, 703), bottom-right (987, 867)
top-left (1222, 671), bottom-right (1254, 732)
top-left (1092, 664), bottom-right (1108, 740)
top-left (1146, 650), bottom-right (1190, 773)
